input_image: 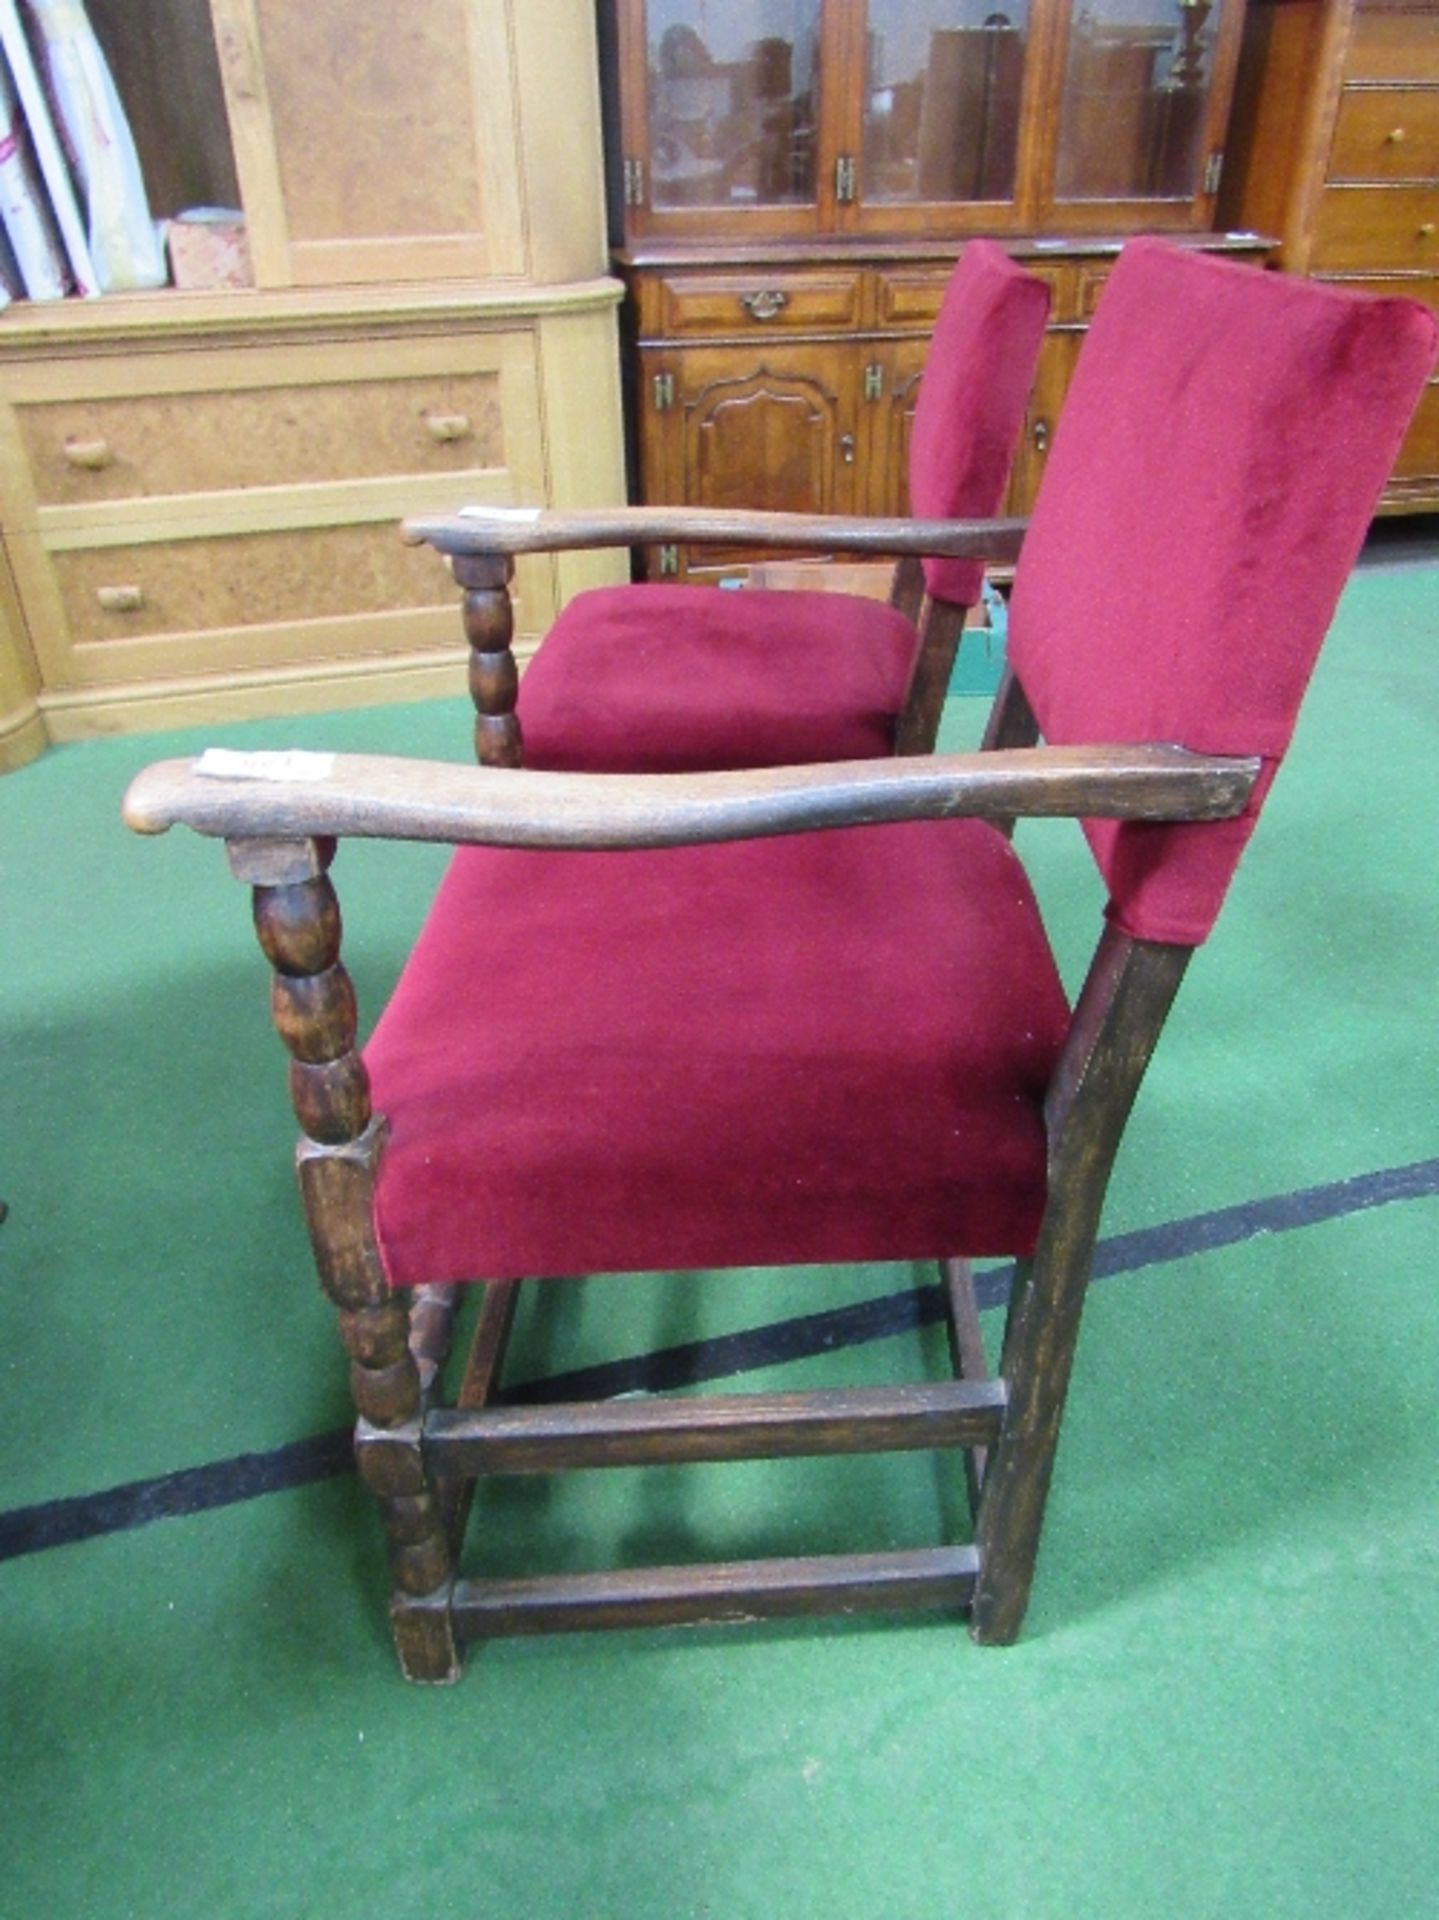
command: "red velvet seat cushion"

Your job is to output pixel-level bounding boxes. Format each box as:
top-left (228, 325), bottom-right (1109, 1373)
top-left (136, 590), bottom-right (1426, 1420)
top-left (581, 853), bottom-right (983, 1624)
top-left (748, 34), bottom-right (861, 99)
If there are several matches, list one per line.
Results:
top-left (516, 584), bottom-right (919, 773)
top-left (365, 820), bottom-right (1070, 1286)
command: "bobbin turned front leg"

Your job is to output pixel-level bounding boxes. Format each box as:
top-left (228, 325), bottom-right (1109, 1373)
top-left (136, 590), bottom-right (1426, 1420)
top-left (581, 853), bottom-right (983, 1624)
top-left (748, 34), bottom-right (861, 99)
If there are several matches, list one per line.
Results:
top-left (233, 832), bottom-right (461, 1683)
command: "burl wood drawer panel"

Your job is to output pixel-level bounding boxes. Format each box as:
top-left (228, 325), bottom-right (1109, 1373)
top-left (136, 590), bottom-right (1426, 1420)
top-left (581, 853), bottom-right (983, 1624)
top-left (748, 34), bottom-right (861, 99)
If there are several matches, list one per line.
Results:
top-left (1310, 185), bottom-right (1439, 268)
top-left (18, 371), bottom-right (506, 508)
top-left (52, 522), bottom-right (455, 648)
top-left (648, 271), bottom-right (864, 337)
top-left (1344, 6), bottom-right (1439, 84)
top-left (1329, 88), bottom-right (1439, 182)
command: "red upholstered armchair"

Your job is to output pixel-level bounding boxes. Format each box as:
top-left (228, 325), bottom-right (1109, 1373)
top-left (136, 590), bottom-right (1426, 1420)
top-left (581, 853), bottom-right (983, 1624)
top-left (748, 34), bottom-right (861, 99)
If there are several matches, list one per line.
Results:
top-left (124, 241), bottom-right (1436, 1683)
top-left (431, 238), bottom-right (1050, 775)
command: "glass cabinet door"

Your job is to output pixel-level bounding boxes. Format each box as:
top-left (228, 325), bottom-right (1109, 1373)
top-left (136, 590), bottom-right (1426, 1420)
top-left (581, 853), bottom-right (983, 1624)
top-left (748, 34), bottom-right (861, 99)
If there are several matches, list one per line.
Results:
top-left (856, 0), bottom-right (1031, 219)
top-left (629, 0), bottom-right (828, 233)
top-left (1047, 0), bottom-right (1242, 222)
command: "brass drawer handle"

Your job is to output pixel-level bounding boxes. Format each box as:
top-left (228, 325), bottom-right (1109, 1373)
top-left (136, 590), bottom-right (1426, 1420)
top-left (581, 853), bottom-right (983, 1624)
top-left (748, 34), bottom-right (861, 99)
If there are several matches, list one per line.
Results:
top-left (1419, 222), bottom-right (1436, 241)
top-left (424, 411), bottom-right (473, 444)
top-left (839, 432), bottom-right (855, 465)
top-left (1385, 127), bottom-right (1407, 144)
top-left (1032, 419), bottom-right (1050, 454)
top-left (63, 436), bottom-right (113, 470)
top-left (739, 289), bottom-right (789, 322)
top-left (96, 584), bottom-right (144, 613)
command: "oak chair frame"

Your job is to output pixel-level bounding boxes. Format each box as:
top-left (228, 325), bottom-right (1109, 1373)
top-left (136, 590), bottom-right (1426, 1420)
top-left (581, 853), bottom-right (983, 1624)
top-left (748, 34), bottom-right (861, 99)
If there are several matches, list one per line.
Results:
top-left (124, 512), bottom-right (1258, 1681)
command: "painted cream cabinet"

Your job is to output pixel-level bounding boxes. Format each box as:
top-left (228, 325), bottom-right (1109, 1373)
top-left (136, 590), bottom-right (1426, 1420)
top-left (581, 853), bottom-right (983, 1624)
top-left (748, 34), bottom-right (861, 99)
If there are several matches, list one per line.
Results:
top-left (0, 0), bottom-right (625, 769)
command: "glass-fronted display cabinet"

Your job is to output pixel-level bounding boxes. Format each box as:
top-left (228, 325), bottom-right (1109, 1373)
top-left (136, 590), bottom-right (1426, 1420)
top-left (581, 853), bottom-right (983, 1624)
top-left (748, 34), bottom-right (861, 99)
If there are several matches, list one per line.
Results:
top-left (606, 0), bottom-right (1263, 576)
top-left (618, 0), bottom-right (1246, 238)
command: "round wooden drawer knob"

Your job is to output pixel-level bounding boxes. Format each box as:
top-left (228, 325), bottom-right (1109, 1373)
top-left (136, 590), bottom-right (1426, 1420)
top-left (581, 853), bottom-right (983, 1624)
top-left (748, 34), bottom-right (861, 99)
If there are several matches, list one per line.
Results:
top-left (63, 436), bottom-right (113, 470)
top-left (424, 411), bottom-right (473, 444)
top-left (96, 584), bottom-right (144, 613)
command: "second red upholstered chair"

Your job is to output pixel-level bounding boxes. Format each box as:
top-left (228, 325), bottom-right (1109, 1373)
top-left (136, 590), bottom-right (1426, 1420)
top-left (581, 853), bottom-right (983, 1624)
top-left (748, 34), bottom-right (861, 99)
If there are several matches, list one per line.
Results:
top-left (501, 238), bottom-right (1050, 771)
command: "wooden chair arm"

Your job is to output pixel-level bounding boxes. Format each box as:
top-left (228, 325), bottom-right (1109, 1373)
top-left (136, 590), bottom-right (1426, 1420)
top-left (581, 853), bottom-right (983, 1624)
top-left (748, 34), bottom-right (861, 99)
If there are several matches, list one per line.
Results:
top-left (123, 746), bottom-right (1260, 852)
top-left (401, 505), bottom-right (1028, 566)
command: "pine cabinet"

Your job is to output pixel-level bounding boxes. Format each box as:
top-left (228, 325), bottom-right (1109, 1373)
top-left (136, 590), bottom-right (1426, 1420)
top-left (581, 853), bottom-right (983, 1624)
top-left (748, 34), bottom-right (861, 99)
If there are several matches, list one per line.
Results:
top-left (607, 0), bottom-right (1265, 582)
top-left (0, 0), bottom-right (626, 765)
top-left (1220, 0), bottom-right (1439, 509)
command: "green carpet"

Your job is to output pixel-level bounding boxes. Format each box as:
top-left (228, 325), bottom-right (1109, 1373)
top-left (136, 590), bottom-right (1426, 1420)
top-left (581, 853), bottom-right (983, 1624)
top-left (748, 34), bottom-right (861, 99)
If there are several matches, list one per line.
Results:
top-left (1, 559), bottom-right (1436, 1917)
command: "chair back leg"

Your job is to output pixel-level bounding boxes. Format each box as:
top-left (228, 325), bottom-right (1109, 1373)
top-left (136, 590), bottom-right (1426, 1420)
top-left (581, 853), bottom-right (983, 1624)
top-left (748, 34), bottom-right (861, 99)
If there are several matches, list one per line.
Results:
top-left (972, 927), bottom-right (1190, 1641)
top-left (894, 600), bottom-right (968, 754)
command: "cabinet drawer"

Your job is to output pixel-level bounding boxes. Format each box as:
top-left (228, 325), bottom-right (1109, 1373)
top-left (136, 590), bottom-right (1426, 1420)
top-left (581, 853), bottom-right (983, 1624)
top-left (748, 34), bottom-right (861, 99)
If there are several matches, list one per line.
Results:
top-left (52, 523), bottom-right (454, 647)
top-left (876, 262), bottom-right (1066, 328)
top-left (652, 272), bottom-right (864, 337)
top-left (18, 371), bottom-right (506, 509)
top-left (1310, 185), bottom-right (1439, 268)
top-left (1344, 7), bottom-right (1439, 84)
top-left (1329, 88), bottom-right (1439, 182)
top-left (1314, 269), bottom-right (1438, 317)
top-left (1392, 374), bottom-right (1439, 478)
top-left (1315, 272), bottom-right (1439, 483)
top-left (873, 268), bottom-right (954, 328)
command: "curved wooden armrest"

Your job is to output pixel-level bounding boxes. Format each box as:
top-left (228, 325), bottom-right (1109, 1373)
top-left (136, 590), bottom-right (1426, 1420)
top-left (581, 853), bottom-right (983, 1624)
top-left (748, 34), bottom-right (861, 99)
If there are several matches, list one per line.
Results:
top-left (401, 505), bottom-right (1028, 566)
top-left (124, 746), bottom-right (1260, 853)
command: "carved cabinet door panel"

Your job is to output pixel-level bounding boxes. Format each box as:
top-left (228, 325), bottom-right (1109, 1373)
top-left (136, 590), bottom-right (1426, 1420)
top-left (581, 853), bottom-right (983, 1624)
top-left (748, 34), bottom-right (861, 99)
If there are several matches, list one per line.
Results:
top-left (643, 342), bottom-right (862, 578)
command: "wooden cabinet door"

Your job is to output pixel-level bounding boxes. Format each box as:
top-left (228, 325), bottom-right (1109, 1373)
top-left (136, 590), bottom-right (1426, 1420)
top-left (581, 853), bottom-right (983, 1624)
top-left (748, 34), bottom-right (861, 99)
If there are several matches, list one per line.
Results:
top-left (839, 0), bottom-right (1040, 236)
top-left (641, 342), bottom-right (862, 578)
top-left (1035, 0), bottom-right (1249, 232)
top-left (616, 0), bottom-right (843, 243)
top-left (860, 339), bottom-right (927, 518)
top-left (1004, 328), bottom-right (1081, 515)
top-left (210, 0), bottom-right (526, 286)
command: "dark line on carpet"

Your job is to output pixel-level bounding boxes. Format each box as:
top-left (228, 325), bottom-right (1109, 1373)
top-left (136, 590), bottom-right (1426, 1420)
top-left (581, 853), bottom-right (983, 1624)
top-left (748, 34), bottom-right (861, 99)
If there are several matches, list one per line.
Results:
top-left (4, 1157), bottom-right (1436, 1563)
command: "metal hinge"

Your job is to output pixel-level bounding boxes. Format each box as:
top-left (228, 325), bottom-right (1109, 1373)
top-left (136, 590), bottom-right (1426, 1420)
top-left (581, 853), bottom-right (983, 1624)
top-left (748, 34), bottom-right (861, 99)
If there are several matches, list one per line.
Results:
top-left (863, 362), bottom-right (884, 402)
top-left (1203, 151), bottom-right (1224, 196)
top-left (653, 371), bottom-right (675, 411)
top-left (658, 544), bottom-right (679, 577)
top-left (835, 154), bottom-right (856, 204)
top-left (624, 156), bottom-right (646, 208)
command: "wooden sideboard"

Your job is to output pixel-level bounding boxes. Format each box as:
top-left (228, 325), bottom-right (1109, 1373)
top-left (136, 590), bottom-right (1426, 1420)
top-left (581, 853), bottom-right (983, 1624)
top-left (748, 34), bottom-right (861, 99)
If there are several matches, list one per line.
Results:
top-left (1220, 0), bottom-right (1439, 510)
top-left (623, 231), bottom-right (1271, 583)
top-left (0, 0), bottom-right (626, 771)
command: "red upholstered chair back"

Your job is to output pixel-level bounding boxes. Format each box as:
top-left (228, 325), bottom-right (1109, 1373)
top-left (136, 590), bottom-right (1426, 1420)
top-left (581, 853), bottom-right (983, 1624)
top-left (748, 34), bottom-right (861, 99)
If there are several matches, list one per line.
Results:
top-left (908, 239), bottom-right (1051, 609)
top-left (1007, 238), bottom-right (1438, 947)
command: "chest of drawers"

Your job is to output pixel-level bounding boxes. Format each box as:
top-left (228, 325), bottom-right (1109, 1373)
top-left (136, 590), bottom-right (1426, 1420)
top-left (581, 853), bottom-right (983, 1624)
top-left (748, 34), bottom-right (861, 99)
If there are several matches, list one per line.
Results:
top-left (1222, 0), bottom-right (1439, 509)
